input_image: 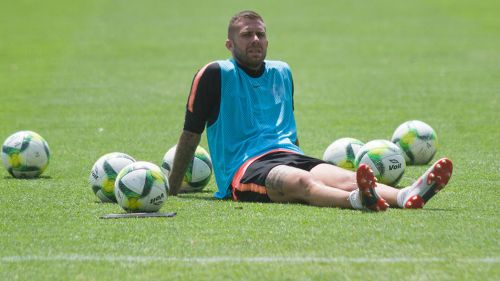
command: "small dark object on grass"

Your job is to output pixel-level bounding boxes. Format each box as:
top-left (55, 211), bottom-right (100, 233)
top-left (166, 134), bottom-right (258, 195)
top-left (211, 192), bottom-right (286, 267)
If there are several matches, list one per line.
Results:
top-left (100, 212), bottom-right (177, 219)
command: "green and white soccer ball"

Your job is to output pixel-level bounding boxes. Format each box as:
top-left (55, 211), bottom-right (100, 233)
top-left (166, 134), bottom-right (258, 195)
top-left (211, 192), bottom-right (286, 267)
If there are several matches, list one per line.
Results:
top-left (355, 140), bottom-right (406, 186)
top-left (89, 152), bottom-right (136, 203)
top-left (1, 130), bottom-right (50, 178)
top-left (391, 120), bottom-right (438, 165)
top-left (323, 137), bottom-right (364, 171)
top-left (161, 145), bottom-right (212, 192)
top-left (114, 161), bottom-right (169, 212)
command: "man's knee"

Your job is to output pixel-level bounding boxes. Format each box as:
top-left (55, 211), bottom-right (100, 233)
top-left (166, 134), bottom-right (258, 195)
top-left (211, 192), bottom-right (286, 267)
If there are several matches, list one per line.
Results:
top-left (281, 172), bottom-right (319, 202)
top-left (310, 163), bottom-right (357, 190)
top-left (296, 173), bottom-right (316, 197)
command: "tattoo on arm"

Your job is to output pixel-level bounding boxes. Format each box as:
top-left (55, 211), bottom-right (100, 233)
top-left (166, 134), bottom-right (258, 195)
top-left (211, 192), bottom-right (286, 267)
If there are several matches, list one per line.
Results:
top-left (168, 130), bottom-right (201, 195)
top-left (265, 165), bottom-right (294, 196)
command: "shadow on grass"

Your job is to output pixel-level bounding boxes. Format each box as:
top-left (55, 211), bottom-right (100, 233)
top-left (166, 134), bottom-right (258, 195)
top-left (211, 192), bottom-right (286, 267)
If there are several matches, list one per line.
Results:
top-left (90, 191), bottom-right (221, 204)
top-left (3, 175), bottom-right (52, 180)
top-left (417, 208), bottom-right (454, 212)
top-left (93, 201), bottom-right (116, 204)
top-left (177, 192), bottom-right (222, 201)
top-left (363, 207), bottom-right (454, 213)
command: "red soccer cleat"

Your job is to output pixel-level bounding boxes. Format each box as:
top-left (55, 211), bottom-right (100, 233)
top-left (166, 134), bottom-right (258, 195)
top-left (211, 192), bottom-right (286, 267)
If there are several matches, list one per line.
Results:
top-left (356, 164), bottom-right (389, 212)
top-left (404, 158), bottom-right (453, 209)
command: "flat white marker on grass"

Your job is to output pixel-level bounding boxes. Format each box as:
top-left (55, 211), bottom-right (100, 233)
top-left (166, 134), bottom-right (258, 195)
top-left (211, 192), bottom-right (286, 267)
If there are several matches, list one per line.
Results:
top-left (100, 212), bottom-right (177, 219)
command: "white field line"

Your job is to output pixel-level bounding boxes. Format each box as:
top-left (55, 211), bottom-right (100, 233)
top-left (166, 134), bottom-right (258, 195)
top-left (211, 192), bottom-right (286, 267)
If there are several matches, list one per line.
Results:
top-left (1, 255), bottom-right (499, 264)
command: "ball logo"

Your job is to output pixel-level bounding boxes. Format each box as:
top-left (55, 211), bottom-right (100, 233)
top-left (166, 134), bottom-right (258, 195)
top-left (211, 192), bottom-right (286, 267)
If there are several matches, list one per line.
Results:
top-left (388, 159), bottom-right (402, 170)
top-left (91, 167), bottom-right (99, 180)
top-left (150, 193), bottom-right (165, 205)
top-left (161, 162), bottom-right (171, 173)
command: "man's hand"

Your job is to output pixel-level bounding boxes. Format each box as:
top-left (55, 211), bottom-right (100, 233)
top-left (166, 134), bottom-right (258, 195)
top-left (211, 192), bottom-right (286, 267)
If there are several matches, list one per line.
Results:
top-left (168, 130), bottom-right (201, 195)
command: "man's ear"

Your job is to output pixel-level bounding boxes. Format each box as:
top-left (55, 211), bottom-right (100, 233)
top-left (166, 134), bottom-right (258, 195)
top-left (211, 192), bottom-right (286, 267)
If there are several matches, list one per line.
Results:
top-left (225, 39), bottom-right (233, 51)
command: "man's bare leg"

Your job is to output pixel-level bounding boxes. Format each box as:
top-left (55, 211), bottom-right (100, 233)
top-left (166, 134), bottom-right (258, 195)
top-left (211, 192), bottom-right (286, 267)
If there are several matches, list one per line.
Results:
top-left (265, 165), bottom-right (352, 208)
top-left (310, 163), bottom-right (399, 206)
top-left (265, 164), bottom-right (387, 212)
top-left (309, 158), bottom-right (453, 209)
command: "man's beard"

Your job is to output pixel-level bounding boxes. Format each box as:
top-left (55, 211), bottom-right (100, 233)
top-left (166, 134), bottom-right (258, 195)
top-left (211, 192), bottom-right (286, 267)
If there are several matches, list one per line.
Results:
top-left (233, 47), bottom-right (266, 69)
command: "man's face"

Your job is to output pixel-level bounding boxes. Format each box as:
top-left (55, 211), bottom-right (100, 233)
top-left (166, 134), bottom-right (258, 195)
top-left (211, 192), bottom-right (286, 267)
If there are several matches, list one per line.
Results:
top-left (226, 18), bottom-right (268, 70)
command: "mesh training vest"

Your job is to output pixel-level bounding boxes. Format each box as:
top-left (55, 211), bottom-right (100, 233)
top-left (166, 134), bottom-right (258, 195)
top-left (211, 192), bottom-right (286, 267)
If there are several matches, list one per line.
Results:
top-left (207, 59), bottom-right (303, 198)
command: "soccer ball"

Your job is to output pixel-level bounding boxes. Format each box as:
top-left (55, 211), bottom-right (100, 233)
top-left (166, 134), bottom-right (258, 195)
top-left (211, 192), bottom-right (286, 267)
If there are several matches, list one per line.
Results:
top-left (114, 161), bottom-right (169, 212)
top-left (1, 130), bottom-right (50, 178)
top-left (323, 137), bottom-right (364, 171)
top-left (89, 152), bottom-right (136, 203)
top-left (391, 120), bottom-right (438, 165)
top-left (355, 140), bottom-right (406, 186)
top-left (161, 145), bottom-right (212, 192)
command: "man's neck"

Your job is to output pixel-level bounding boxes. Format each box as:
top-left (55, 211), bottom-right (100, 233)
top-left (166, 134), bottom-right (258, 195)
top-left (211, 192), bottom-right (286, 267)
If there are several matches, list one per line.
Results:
top-left (234, 60), bottom-right (265, 78)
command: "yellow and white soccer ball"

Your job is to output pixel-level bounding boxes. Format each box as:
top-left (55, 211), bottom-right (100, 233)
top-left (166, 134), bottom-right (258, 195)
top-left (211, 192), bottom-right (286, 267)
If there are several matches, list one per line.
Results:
top-left (114, 161), bottom-right (169, 212)
top-left (323, 137), bottom-right (364, 171)
top-left (355, 139), bottom-right (406, 186)
top-left (161, 145), bottom-right (213, 192)
top-left (1, 130), bottom-right (50, 178)
top-left (89, 152), bottom-right (136, 203)
top-left (391, 120), bottom-right (438, 165)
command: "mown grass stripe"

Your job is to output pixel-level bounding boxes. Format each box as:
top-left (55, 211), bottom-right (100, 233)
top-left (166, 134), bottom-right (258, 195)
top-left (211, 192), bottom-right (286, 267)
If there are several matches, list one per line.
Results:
top-left (1, 255), bottom-right (498, 264)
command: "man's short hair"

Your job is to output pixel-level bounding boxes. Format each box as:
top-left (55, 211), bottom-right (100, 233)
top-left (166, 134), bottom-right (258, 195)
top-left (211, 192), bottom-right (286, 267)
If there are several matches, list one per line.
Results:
top-left (228, 10), bottom-right (265, 39)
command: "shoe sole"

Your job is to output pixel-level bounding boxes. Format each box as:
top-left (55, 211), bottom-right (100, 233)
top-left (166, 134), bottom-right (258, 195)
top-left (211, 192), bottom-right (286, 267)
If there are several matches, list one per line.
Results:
top-left (405, 158), bottom-right (453, 208)
top-left (356, 164), bottom-right (389, 212)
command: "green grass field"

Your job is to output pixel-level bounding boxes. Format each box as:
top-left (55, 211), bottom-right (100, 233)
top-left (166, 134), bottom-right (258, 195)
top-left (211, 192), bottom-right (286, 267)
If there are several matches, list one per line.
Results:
top-left (1, 0), bottom-right (499, 280)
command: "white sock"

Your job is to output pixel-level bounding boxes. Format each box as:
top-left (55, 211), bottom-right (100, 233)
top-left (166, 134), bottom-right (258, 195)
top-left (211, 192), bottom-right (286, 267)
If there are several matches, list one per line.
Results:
top-left (349, 190), bottom-right (364, 210)
top-left (397, 186), bottom-right (411, 208)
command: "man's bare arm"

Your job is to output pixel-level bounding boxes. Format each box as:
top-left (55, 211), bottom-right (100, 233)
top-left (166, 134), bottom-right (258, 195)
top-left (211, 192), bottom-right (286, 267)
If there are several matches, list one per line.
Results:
top-left (168, 130), bottom-right (201, 195)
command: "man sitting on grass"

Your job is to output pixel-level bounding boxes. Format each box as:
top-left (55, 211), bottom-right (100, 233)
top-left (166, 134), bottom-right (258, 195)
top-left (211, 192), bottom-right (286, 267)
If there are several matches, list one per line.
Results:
top-left (168, 10), bottom-right (453, 211)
